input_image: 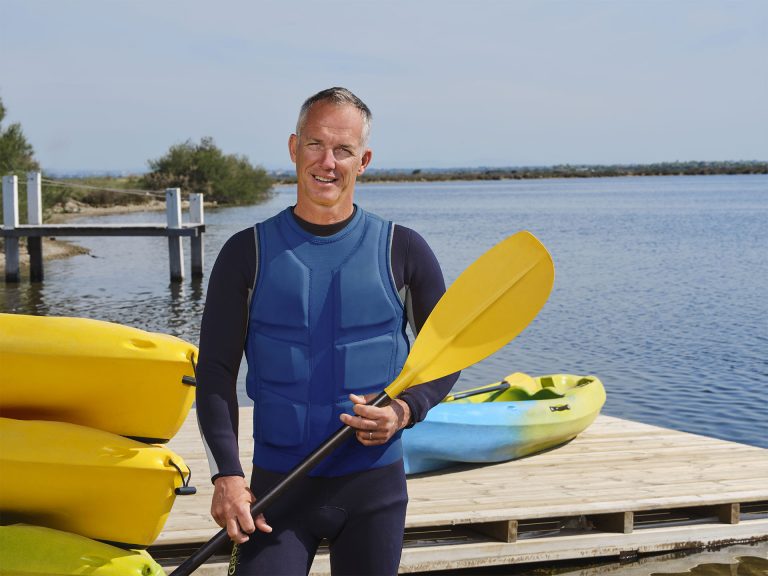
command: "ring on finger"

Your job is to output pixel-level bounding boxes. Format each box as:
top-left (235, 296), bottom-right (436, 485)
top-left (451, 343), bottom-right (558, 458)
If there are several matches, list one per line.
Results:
top-left (368, 431), bottom-right (373, 440)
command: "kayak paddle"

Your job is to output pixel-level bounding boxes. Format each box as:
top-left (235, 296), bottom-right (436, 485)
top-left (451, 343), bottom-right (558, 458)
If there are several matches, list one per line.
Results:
top-left (170, 230), bottom-right (554, 575)
top-left (445, 373), bottom-right (538, 402)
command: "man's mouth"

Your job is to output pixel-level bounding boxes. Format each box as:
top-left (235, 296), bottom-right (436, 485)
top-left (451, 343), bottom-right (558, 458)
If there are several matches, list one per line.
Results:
top-left (313, 175), bottom-right (337, 184)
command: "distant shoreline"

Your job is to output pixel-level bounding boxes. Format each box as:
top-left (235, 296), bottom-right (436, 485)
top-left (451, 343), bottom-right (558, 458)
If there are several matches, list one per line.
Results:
top-left (274, 160), bottom-right (768, 185)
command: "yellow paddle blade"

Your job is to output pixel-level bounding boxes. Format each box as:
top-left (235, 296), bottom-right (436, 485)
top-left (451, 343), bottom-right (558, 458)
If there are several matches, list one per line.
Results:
top-left (385, 231), bottom-right (554, 398)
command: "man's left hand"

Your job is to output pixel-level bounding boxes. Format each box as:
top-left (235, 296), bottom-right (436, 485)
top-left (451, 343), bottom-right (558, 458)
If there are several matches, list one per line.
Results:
top-left (340, 393), bottom-right (411, 446)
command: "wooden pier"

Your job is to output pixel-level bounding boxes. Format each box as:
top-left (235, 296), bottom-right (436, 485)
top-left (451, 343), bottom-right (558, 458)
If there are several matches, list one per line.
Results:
top-left (154, 408), bottom-right (768, 574)
top-left (1, 173), bottom-right (205, 283)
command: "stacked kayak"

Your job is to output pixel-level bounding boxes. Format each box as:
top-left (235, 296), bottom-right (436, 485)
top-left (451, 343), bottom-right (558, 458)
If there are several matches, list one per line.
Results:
top-left (0, 313), bottom-right (197, 443)
top-left (0, 313), bottom-right (198, 572)
top-left (0, 418), bottom-right (191, 547)
top-left (402, 372), bottom-right (606, 475)
top-left (0, 525), bottom-right (165, 576)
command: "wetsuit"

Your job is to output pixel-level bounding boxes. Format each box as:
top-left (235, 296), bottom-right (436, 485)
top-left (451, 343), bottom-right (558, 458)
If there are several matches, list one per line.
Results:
top-left (197, 206), bottom-right (458, 575)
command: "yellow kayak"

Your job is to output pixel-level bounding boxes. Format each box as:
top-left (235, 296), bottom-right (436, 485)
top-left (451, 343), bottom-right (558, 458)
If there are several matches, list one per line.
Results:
top-left (0, 525), bottom-right (165, 575)
top-left (0, 313), bottom-right (197, 442)
top-left (0, 418), bottom-right (195, 548)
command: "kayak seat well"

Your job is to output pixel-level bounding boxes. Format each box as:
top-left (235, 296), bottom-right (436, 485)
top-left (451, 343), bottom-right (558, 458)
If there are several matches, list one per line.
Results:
top-left (448, 373), bottom-right (566, 403)
top-left (499, 387), bottom-right (565, 401)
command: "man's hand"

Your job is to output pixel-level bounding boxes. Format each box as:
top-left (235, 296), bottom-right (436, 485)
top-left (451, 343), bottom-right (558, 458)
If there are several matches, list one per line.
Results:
top-left (340, 393), bottom-right (411, 446)
top-left (211, 475), bottom-right (272, 544)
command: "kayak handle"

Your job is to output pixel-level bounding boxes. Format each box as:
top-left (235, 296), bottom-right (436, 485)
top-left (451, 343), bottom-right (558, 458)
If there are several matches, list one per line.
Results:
top-left (549, 404), bottom-right (570, 412)
top-left (170, 459), bottom-right (197, 496)
top-left (182, 354), bottom-right (198, 386)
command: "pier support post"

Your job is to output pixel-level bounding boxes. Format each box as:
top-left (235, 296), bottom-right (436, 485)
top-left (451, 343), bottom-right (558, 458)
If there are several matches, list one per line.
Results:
top-left (166, 188), bottom-right (184, 282)
top-left (27, 172), bottom-right (44, 281)
top-left (472, 520), bottom-right (518, 543)
top-left (2, 175), bottom-right (20, 283)
top-left (592, 511), bottom-right (634, 534)
top-left (189, 192), bottom-right (204, 278)
top-left (715, 503), bottom-right (740, 525)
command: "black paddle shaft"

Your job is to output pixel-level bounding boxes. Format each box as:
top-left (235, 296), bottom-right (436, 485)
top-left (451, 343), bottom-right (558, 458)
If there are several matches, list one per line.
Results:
top-left (170, 391), bottom-right (392, 575)
top-left (448, 381), bottom-right (511, 401)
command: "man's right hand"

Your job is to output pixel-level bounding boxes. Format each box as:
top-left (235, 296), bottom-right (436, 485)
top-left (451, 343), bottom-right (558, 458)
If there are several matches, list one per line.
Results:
top-left (211, 475), bottom-right (272, 544)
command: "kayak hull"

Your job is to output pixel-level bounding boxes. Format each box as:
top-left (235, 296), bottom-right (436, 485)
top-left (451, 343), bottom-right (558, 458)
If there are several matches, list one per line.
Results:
top-left (402, 373), bottom-right (606, 475)
top-left (0, 313), bottom-right (197, 442)
top-left (0, 418), bottom-right (190, 547)
top-left (0, 525), bottom-right (165, 576)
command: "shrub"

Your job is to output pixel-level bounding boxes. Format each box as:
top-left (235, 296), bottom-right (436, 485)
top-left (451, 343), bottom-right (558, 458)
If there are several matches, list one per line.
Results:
top-left (141, 137), bottom-right (272, 205)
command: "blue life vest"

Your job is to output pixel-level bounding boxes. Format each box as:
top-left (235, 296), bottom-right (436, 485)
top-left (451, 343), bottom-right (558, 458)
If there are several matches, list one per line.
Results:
top-left (245, 207), bottom-right (409, 476)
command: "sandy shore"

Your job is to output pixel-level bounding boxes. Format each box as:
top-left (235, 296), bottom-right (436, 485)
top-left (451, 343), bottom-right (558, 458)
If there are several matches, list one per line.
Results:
top-left (0, 238), bottom-right (90, 276)
top-left (45, 199), bottom-right (168, 223)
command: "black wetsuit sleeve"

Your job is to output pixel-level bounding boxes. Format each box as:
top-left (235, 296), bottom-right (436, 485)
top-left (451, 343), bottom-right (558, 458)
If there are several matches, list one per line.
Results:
top-left (391, 225), bottom-right (460, 424)
top-left (196, 228), bottom-right (256, 482)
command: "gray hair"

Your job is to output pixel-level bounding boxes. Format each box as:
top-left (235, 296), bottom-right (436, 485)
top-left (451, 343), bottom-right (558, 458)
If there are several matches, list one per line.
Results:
top-left (296, 87), bottom-right (372, 147)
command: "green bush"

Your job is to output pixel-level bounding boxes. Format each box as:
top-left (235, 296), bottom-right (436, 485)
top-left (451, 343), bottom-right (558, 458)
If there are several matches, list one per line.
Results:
top-left (141, 137), bottom-right (272, 205)
top-left (0, 97), bottom-right (39, 177)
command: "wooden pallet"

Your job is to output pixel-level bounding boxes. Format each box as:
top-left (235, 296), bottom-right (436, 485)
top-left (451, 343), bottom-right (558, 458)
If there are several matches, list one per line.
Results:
top-left (155, 410), bottom-right (768, 574)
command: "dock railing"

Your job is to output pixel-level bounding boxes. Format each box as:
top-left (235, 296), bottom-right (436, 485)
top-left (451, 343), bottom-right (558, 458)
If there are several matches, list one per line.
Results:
top-left (1, 172), bottom-right (205, 283)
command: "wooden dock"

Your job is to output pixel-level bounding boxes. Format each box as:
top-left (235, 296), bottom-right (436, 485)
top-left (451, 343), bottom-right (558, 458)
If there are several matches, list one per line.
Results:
top-left (2, 173), bottom-right (205, 282)
top-left (155, 408), bottom-right (768, 574)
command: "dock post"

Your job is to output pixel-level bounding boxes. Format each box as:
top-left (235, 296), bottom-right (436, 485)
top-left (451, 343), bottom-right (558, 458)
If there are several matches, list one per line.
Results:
top-left (2, 175), bottom-right (20, 282)
top-left (189, 192), bottom-right (204, 278)
top-left (27, 172), bottom-right (44, 281)
top-left (166, 188), bottom-right (184, 282)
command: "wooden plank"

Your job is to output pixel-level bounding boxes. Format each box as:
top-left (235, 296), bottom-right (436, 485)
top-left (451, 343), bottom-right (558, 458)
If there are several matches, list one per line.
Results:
top-left (158, 410), bottom-right (768, 557)
top-left (157, 518), bottom-right (768, 575)
top-left (0, 224), bottom-right (204, 237)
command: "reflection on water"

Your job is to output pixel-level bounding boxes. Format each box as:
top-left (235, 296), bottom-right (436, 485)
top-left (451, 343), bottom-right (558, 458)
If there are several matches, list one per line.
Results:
top-left (425, 542), bottom-right (768, 575)
top-left (650, 555), bottom-right (768, 575)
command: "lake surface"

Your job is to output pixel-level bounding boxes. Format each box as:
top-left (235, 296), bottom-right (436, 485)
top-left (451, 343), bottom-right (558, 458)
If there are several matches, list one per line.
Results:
top-left (2, 175), bottom-right (767, 449)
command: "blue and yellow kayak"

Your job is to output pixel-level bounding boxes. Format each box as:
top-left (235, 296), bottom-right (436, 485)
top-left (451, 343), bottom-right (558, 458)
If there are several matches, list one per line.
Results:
top-left (402, 373), bottom-right (606, 475)
top-left (0, 418), bottom-right (194, 548)
top-left (0, 525), bottom-right (165, 575)
top-left (0, 313), bottom-right (196, 443)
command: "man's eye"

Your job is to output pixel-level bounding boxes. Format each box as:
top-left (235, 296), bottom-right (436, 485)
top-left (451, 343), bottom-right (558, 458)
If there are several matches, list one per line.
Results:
top-left (335, 148), bottom-right (353, 159)
top-left (307, 142), bottom-right (322, 150)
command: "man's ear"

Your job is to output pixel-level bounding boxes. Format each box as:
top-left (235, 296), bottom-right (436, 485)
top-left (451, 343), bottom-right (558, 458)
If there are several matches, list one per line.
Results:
top-left (288, 134), bottom-right (298, 163)
top-left (358, 149), bottom-right (372, 175)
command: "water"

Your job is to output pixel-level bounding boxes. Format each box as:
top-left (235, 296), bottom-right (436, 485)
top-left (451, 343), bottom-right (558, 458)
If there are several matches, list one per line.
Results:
top-left (2, 175), bottom-right (767, 449)
top-left (434, 542), bottom-right (768, 575)
top-left (2, 174), bottom-right (766, 574)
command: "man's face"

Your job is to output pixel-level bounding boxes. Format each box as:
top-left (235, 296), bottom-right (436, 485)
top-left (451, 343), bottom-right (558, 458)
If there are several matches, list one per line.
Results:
top-left (289, 101), bottom-right (372, 217)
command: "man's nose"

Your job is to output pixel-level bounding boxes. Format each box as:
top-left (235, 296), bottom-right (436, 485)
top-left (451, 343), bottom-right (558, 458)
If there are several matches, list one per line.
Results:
top-left (319, 147), bottom-right (336, 169)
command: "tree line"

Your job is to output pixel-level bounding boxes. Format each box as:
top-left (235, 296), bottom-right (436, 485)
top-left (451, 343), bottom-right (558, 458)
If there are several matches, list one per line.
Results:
top-left (0, 97), bottom-right (272, 214)
top-left (353, 161), bottom-right (767, 183)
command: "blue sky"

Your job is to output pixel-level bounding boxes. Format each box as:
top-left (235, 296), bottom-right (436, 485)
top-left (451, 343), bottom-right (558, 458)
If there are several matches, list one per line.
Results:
top-left (1, 0), bottom-right (766, 173)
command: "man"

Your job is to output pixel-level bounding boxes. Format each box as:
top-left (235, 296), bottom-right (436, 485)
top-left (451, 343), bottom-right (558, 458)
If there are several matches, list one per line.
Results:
top-left (196, 87), bottom-right (458, 575)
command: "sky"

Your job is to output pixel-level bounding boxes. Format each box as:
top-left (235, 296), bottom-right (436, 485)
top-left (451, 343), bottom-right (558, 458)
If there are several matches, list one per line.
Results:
top-left (1, 0), bottom-right (766, 173)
